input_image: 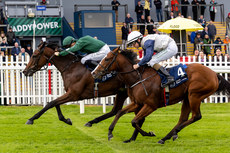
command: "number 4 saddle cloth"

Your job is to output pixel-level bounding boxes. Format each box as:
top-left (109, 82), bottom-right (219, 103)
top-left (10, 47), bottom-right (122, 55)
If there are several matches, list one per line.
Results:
top-left (158, 63), bottom-right (188, 89)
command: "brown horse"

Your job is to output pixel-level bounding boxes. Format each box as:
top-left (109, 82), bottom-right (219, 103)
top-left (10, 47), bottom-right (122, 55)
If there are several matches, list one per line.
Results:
top-left (23, 42), bottom-right (127, 124)
top-left (23, 42), bottom-right (149, 142)
top-left (92, 47), bottom-right (230, 144)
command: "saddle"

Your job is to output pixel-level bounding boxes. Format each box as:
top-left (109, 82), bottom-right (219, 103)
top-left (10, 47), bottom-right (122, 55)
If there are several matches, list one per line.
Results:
top-left (158, 64), bottom-right (188, 106)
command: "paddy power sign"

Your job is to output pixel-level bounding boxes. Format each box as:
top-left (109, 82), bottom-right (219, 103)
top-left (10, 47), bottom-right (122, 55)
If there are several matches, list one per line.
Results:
top-left (8, 17), bottom-right (62, 36)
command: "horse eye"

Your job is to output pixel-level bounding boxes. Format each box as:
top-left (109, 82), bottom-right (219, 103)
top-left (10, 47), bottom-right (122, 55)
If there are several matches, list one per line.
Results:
top-left (105, 58), bottom-right (109, 61)
top-left (32, 55), bottom-right (37, 59)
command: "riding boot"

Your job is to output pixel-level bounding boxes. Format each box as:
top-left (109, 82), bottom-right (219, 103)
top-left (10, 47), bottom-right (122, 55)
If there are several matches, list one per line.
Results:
top-left (85, 60), bottom-right (99, 71)
top-left (90, 60), bottom-right (99, 67)
top-left (158, 66), bottom-right (175, 88)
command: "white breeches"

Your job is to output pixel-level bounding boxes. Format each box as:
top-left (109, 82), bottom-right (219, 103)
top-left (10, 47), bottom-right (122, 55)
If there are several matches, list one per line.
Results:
top-left (81, 44), bottom-right (111, 64)
top-left (148, 40), bottom-right (178, 67)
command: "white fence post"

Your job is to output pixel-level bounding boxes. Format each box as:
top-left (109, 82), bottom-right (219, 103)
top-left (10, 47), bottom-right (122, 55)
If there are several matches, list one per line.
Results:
top-left (80, 101), bottom-right (84, 114)
top-left (43, 70), bottom-right (47, 107)
top-left (102, 97), bottom-right (106, 113)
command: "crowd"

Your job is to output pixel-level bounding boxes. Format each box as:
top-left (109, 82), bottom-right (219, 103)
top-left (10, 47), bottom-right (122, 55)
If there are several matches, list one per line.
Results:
top-left (0, 0), bottom-right (51, 62)
top-left (114, 0), bottom-right (229, 58)
top-left (0, 26), bottom-right (32, 62)
top-left (113, 0), bottom-right (220, 23)
top-left (0, 0), bottom-right (229, 62)
top-left (190, 17), bottom-right (230, 59)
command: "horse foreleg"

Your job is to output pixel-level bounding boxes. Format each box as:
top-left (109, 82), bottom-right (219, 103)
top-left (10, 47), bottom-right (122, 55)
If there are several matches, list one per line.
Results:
top-left (158, 98), bottom-right (191, 144)
top-left (123, 107), bottom-right (145, 143)
top-left (26, 91), bottom-right (73, 125)
top-left (55, 105), bottom-right (72, 125)
top-left (131, 104), bottom-right (156, 137)
top-left (108, 102), bottom-right (139, 141)
top-left (85, 90), bottom-right (127, 127)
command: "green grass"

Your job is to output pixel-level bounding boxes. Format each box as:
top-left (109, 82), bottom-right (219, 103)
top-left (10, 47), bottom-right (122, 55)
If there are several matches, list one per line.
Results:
top-left (0, 103), bottom-right (230, 153)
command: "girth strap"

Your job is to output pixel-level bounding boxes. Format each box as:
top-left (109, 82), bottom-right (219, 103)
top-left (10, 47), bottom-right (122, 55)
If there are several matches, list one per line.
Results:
top-left (94, 82), bottom-right (99, 98)
top-left (164, 86), bottom-right (170, 106)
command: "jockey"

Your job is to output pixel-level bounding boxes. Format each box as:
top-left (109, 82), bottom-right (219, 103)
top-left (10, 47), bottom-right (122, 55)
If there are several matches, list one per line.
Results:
top-left (127, 31), bottom-right (178, 87)
top-left (54, 35), bottom-right (110, 67)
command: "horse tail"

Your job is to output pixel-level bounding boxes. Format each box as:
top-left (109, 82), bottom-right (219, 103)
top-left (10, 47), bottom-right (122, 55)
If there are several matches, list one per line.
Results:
top-left (216, 74), bottom-right (230, 95)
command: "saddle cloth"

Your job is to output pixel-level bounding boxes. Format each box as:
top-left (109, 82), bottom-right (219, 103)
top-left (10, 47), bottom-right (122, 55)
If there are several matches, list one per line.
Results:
top-left (95, 71), bottom-right (117, 83)
top-left (85, 63), bottom-right (117, 83)
top-left (158, 63), bottom-right (188, 89)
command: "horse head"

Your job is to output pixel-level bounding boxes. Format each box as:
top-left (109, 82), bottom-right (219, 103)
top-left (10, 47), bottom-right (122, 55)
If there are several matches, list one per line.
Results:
top-left (23, 41), bottom-right (57, 76)
top-left (92, 47), bottom-right (120, 79)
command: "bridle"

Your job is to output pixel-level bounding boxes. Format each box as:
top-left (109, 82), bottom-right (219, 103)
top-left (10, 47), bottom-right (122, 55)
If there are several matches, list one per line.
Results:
top-left (98, 51), bottom-right (118, 74)
top-left (98, 51), bottom-right (136, 75)
top-left (97, 50), bottom-right (156, 96)
top-left (32, 43), bottom-right (55, 72)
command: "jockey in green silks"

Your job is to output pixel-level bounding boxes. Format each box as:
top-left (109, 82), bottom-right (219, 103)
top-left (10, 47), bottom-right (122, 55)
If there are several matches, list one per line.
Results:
top-left (54, 35), bottom-right (111, 67)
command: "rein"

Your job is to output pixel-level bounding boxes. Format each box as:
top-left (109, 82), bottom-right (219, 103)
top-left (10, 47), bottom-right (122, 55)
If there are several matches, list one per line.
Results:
top-left (34, 44), bottom-right (80, 73)
top-left (99, 51), bottom-right (136, 75)
top-left (130, 72), bottom-right (157, 88)
top-left (39, 54), bottom-right (55, 71)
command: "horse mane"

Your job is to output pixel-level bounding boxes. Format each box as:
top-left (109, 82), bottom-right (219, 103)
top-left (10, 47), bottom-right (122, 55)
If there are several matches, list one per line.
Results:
top-left (45, 42), bottom-right (81, 62)
top-left (120, 49), bottom-right (138, 64)
top-left (46, 43), bottom-right (60, 51)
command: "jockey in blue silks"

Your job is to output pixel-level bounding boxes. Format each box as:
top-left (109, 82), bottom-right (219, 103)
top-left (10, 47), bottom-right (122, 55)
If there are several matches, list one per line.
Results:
top-left (127, 31), bottom-right (178, 87)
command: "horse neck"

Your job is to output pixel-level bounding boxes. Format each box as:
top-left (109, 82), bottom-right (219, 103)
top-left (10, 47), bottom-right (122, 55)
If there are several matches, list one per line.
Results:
top-left (51, 55), bottom-right (76, 73)
top-left (117, 54), bottom-right (139, 87)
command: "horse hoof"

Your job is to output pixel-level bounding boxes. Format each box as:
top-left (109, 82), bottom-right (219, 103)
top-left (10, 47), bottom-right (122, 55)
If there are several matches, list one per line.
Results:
top-left (84, 122), bottom-right (92, 127)
top-left (123, 139), bottom-right (133, 143)
top-left (172, 135), bottom-right (178, 141)
top-left (108, 134), bottom-right (113, 141)
top-left (149, 131), bottom-right (156, 137)
top-left (25, 119), bottom-right (33, 125)
top-left (158, 140), bottom-right (165, 144)
top-left (66, 118), bottom-right (72, 125)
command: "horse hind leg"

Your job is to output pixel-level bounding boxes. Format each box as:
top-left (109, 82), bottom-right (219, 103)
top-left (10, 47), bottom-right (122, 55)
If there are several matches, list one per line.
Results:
top-left (160, 95), bottom-right (202, 144)
top-left (131, 104), bottom-right (156, 137)
top-left (123, 107), bottom-right (145, 143)
top-left (85, 90), bottom-right (127, 127)
top-left (26, 91), bottom-right (74, 125)
top-left (158, 97), bottom-right (191, 144)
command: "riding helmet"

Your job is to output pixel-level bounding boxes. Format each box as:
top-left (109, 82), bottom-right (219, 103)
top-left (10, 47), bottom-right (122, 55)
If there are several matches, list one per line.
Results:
top-left (63, 36), bottom-right (78, 46)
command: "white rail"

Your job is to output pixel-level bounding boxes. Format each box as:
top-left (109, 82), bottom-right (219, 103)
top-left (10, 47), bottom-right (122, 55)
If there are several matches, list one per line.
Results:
top-left (0, 55), bottom-right (229, 113)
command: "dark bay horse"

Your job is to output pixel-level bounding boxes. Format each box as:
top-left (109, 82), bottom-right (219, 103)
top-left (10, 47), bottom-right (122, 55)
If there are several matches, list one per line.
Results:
top-left (92, 47), bottom-right (230, 144)
top-left (23, 42), bottom-right (129, 127)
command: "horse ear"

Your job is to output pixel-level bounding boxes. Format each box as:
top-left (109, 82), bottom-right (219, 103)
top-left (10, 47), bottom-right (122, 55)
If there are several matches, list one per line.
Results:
top-left (118, 46), bottom-right (122, 53)
top-left (112, 47), bottom-right (120, 53)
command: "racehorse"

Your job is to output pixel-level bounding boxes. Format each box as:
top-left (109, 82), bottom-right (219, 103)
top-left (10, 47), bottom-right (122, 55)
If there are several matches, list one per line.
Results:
top-left (23, 42), bottom-right (126, 124)
top-left (92, 47), bottom-right (230, 144)
top-left (23, 42), bottom-right (148, 142)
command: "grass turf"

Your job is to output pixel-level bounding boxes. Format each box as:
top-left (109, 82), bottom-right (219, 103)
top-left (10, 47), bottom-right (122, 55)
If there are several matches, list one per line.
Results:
top-left (0, 103), bottom-right (230, 153)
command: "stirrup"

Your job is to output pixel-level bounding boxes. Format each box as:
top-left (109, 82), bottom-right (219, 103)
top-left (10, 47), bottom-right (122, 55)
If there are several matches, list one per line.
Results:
top-left (161, 78), bottom-right (174, 88)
